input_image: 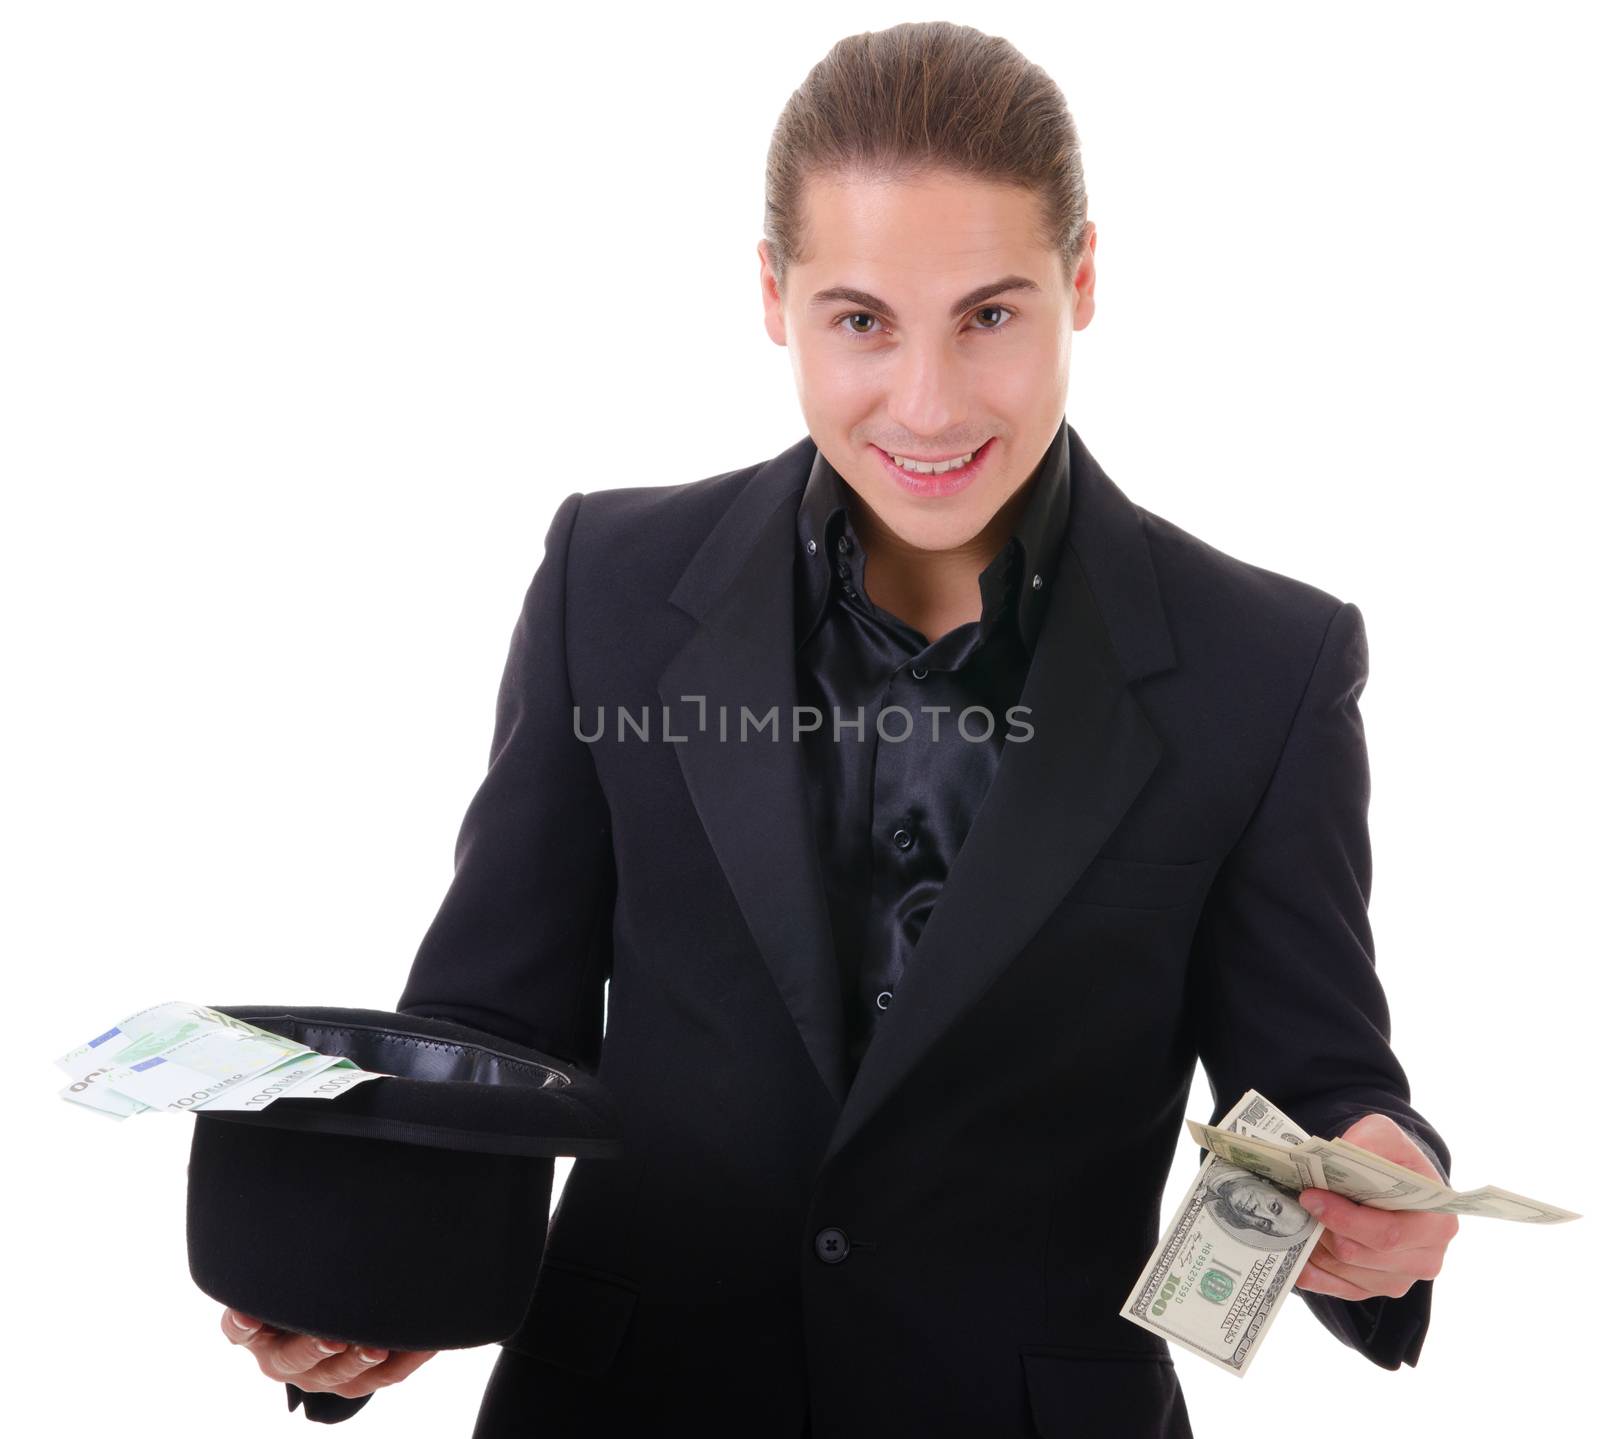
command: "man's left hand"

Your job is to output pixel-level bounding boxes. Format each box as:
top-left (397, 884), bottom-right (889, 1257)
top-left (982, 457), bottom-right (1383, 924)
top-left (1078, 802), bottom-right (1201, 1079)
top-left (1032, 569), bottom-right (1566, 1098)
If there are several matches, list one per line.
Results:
top-left (1294, 1112), bottom-right (1460, 1301)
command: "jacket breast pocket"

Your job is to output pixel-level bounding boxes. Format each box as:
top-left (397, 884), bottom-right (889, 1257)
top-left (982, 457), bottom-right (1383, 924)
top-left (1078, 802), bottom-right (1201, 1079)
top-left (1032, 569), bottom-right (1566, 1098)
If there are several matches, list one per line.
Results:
top-left (1020, 1347), bottom-right (1191, 1438)
top-left (501, 1257), bottom-right (638, 1377)
top-left (1067, 853), bottom-right (1215, 912)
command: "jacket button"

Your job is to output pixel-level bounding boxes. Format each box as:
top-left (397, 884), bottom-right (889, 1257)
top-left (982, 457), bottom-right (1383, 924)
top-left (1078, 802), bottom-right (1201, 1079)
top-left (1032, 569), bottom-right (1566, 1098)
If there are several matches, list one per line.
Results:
top-left (814, 1227), bottom-right (850, 1264)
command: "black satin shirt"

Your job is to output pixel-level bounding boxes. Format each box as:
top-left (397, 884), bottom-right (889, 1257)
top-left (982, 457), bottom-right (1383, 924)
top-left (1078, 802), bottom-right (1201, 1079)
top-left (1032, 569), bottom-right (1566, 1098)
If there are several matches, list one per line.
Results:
top-left (793, 419), bottom-right (1073, 1085)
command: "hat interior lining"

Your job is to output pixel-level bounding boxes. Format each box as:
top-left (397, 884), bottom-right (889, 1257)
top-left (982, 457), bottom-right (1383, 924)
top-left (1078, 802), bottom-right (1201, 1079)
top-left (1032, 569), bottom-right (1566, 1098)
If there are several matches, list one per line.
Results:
top-left (241, 1015), bottom-right (573, 1090)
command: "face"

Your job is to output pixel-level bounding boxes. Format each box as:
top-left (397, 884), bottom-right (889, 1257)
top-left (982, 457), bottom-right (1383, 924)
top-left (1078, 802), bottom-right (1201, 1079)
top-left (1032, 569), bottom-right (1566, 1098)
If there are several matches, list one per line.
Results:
top-left (760, 169), bottom-right (1095, 557)
top-left (1223, 1178), bottom-right (1311, 1239)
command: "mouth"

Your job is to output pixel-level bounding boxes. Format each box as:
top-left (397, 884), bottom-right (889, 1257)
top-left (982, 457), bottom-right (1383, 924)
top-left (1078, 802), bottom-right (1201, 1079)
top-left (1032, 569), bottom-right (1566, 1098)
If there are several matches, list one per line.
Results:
top-left (871, 436), bottom-right (997, 498)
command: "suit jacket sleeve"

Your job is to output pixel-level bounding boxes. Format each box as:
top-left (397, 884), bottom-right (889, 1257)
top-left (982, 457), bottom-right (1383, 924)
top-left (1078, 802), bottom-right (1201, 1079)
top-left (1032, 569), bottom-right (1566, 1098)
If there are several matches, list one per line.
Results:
top-left (1187, 599), bottom-right (1452, 1370)
top-left (396, 488), bottom-right (616, 1067)
top-left (273, 493), bottom-right (612, 1425)
top-left (284, 1383), bottom-right (371, 1425)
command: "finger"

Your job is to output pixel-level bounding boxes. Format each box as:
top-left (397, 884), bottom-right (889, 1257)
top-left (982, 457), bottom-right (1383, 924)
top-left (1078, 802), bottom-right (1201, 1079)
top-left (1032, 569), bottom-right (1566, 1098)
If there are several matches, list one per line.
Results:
top-left (255, 1331), bottom-right (353, 1379)
top-left (319, 1348), bottom-right (438, 1399)
top-left (222, 1309), bottom-right (272, 1345)
top-left (1294, 1260), bottom-right (1371, 1302)
top-left (369, 1349), bottom-right (436, 1384)
top-left (1298, 1190), bottom-right (1451, 1252)
top-left (1310, 1250), bottom-right (1417, 1300)
top-left (294, 1345), bottom-right (394, 1393)
top-left (1320, 1229), bottom-right (1444, 1279)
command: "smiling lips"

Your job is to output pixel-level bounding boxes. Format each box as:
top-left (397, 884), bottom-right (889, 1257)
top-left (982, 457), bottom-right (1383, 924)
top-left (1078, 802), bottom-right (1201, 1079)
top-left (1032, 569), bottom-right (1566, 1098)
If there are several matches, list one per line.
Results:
top-left (873, 437), bottom-right (997, 497)
top-left (888, 445), bottom-right (982, 474)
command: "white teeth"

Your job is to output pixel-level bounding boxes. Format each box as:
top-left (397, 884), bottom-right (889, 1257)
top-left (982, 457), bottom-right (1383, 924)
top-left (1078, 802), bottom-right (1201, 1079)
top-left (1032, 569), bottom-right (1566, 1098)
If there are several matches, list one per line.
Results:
top-left (891, 447), bottom-right (978, 475)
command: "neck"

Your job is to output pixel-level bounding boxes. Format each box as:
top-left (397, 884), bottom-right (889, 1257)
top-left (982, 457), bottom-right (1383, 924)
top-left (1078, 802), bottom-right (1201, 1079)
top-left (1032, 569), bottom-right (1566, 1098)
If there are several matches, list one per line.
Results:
top-left (848, 476), bottom-right (1033, 644)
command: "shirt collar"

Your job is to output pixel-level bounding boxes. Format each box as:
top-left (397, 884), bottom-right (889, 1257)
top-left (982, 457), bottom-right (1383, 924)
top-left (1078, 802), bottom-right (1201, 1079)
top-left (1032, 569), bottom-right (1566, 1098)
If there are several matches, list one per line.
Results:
top-left (795, 414), bottom-right (1072, 654)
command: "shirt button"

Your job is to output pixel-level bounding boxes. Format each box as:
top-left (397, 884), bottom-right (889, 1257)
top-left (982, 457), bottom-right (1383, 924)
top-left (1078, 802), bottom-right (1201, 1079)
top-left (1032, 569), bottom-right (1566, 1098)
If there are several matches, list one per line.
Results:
top-left (836, 561), bottom-right (850, 578)
top-left (814, 1227), bottom-right (850, 1264)
top-left (1032, 573), bottom-right (1043, 590)
top-left (911, 665), bottom-right (928, 680)
top-left (876, 990), bottom-right (893, 1010)
top-left (805, 538), bottom-right (818, 555)
top-left (892, 828), bottom-right (913, 850)
top-left (837, 534), bottom-right (853, 554)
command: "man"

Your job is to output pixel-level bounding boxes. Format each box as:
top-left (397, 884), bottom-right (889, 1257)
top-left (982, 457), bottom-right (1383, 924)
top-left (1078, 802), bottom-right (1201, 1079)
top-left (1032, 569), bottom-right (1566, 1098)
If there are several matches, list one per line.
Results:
top-left (221, 21), bottom-right (1457, 1436)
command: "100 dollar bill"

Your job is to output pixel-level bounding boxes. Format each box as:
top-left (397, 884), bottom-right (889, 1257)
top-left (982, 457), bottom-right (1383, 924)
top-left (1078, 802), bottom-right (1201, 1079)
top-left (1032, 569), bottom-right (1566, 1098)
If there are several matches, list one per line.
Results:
top-left (1122, 1091), bottom-right (1581, 1378)
top-left (1184, 1118), bottom-right (1579, 1222)
top-left (1119, 1090), bottom-right (1323, 1376)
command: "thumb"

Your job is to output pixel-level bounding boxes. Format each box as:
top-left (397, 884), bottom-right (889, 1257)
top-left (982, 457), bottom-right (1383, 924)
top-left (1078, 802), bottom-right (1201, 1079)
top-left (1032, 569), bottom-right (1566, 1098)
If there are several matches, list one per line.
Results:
top-left (1338, 1112), bottom-right (1442, 1182)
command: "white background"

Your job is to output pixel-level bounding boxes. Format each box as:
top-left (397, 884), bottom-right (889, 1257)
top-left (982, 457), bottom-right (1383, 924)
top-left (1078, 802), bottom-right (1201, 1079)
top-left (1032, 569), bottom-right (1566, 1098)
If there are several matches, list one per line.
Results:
top-left (5, 2), bottom-right (1594, 1433)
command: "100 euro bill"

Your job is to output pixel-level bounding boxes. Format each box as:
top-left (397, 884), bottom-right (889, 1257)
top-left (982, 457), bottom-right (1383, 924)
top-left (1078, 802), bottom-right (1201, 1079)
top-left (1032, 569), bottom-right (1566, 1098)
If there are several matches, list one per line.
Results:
top-left (55, 1001), bottom-right (388, 1119)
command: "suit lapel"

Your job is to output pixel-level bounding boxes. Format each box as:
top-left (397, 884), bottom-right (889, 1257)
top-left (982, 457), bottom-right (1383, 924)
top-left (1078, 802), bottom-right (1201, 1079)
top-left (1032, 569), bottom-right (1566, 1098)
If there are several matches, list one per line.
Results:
top-left (657, 436), bottom-right (854, 1107)
top-left (656, 425), bottom-right (1179, 1152)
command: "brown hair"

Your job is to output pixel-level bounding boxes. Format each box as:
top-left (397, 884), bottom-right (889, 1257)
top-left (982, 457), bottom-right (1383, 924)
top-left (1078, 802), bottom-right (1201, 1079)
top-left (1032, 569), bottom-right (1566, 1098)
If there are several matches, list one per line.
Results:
top-left (762, 21), bottom-right (1090, 298)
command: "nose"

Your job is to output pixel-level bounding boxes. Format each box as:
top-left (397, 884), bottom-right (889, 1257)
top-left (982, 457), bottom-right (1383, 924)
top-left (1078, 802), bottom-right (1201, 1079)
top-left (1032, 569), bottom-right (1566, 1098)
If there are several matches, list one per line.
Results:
top-left (881, 343), bottom-right (971, 445)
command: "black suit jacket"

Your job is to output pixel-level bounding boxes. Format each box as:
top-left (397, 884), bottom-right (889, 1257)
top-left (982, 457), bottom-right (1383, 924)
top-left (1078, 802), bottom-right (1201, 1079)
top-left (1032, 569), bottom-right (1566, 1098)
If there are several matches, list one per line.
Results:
top-left (374, 422), bottom-right (1449, 1437)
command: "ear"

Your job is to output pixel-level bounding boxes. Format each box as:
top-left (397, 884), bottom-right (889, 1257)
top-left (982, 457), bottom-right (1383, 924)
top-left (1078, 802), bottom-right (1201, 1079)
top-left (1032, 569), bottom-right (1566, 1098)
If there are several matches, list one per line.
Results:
top-left (1071, 220), bottom-right (1097, 331)
top-left (758, 239), bottom-right (788, 346)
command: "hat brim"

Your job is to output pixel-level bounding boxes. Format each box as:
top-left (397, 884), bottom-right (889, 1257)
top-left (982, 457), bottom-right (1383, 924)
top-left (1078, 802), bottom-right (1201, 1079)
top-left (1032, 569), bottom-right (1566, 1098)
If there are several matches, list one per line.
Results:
top-left (191, 1005), bottom-right (623, 1157)
top-left (184, 1005), bottom-right (623, 1350)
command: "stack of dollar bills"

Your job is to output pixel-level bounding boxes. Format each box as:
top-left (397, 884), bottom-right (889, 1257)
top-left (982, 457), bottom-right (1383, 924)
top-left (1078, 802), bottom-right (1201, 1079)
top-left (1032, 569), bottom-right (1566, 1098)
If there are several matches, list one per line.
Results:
top-left (55, 1001), bottom-right (389, 1120)
top-left (1120, 1088), bottom-right (1580, 1376)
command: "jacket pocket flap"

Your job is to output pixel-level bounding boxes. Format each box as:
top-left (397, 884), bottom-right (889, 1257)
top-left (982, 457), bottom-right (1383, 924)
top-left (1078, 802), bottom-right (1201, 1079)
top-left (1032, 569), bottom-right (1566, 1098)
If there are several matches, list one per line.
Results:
top-left (503, 1259), bottom-right (638, 1377)
top-left (1020, 1348), bottom-right (1187, 1437)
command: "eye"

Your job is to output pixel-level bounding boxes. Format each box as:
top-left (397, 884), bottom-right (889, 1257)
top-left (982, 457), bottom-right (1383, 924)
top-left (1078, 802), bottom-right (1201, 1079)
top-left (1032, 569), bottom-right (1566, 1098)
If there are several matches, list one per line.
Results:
top-left (971, 304), bottom-right (1015, 331)
top-left (832, 304), bottom-right (1018, 340)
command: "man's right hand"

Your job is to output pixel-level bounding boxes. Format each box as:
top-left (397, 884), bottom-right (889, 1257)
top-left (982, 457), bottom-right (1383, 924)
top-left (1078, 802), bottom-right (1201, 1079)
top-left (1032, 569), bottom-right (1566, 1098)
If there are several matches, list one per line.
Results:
top-left (221, 1307), bottom-right (439, 1399)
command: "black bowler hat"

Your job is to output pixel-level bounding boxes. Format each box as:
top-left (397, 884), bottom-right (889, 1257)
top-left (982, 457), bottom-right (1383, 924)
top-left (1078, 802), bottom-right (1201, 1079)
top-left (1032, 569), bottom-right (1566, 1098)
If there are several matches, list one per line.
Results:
top-left (186, 1005), bottom-right (623, 1356)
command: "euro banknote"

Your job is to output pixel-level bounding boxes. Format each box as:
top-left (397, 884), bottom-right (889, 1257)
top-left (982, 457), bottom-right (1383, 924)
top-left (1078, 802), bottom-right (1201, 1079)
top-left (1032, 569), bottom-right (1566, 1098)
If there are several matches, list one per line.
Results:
top-left (55, 1001), bottom-right (388, 1118)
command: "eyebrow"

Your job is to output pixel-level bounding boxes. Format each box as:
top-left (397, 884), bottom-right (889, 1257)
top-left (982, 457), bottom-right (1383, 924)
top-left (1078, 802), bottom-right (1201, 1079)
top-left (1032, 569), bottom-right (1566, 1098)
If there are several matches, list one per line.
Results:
top-left (807, 274), bottom-right (1041, 324)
